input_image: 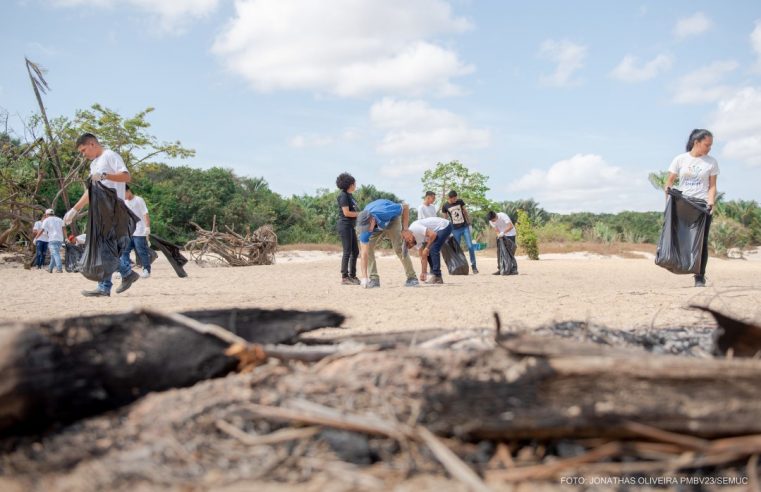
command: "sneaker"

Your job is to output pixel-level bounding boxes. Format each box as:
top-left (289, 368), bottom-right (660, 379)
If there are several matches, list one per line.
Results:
top-left (341, 277), bottom-right (354, 285)
top-left (348, 276), bottom-right (361, 285)
top-left (471, 266), bottom-right (479, 274)
top-left (430, 275), bottom-right (444, 284)
top-left (82, 289), bottom-right (110, 297)
top-left (405, 278), bottom-right (419, 287)
top-left (141, 269), bottom-right (150, 279)
top-left (367, 278), bottom-right (381, 288)
top-left (694, 275), bottom-right (706, 287)
top-left (116, 271), bottom-right (140, 294)
top-left (492, 271), bottom-right (501, 275)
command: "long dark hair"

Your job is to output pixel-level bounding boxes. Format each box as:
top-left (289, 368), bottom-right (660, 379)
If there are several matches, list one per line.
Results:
top-left (686, 129), bottom-right (713, 152)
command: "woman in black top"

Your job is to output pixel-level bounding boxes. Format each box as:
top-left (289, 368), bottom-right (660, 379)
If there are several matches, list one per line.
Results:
top-left (336, 173), bottom-right (360, 285)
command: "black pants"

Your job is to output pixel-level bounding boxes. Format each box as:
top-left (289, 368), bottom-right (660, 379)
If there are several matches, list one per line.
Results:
top-left (338, 221), bottom-right (358, 278)
top-left (698, 214), bottom-right (712, 278)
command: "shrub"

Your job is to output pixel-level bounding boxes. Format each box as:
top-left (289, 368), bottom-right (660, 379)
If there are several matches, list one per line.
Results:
top-left (709, 216), bottom-right (752, 257)
top-left (592, 222), bottom-right (619, 244)
top-left (516, 209), bottom-right (539, 260)
top-left (535, 221), bottom-right (583, 243)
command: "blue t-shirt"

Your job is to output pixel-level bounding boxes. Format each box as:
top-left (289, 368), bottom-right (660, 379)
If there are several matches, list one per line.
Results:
top-left (366, 199), bottom-right (402, 230)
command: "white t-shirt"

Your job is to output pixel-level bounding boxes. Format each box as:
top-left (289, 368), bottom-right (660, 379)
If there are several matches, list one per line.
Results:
top-left (41, 216), bottom-right (65, 242)
top-left (490, 212), bottom-right (516, 237)
top-left (90, 149), bottom-right (129, 200)
top-left (668, 152), bottom-right (720, 201)
top-left (408, 217), bottom-right (450, 249)
top-left (417, 203), bottom-right (437, 219)
top-left (126, 195), bottom-right (149, 236)
top-left (33, 220), bottom-right (48, 241)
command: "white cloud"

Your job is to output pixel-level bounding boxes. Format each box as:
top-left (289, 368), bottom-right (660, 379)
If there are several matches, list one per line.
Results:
top-left (508, 154), bottom-right (651, 213)
top-left (610, 54), bottom-right (672, 82)
top-left (370, 98), bottom-right (490, 177)
top-left (672, 60), bottom-right (739, 104)
top-left (212, 0), bottom-right (473, 97)
top-left (752, 20), bottom-right (761, 72)
top-left (288, 134), bottom-right (334, 148)
top-left (51, 0), bottom-right (219, 31)
top-left (674, 12), bottom-right (713, 39)
top-left (538, 39), bottom-right (587, 87)
top-left (711, 86), bottom-right (761, 167)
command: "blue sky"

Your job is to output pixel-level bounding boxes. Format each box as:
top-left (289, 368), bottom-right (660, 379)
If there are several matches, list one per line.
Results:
top-left (2, 0), bottom-right (761, 213)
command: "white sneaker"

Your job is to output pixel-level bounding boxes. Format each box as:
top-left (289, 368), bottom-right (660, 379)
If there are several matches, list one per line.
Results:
top-left (140, 269), bottom-right (150, 278)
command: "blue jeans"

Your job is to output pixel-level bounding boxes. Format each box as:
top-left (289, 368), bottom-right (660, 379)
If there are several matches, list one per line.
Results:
top-left (122, 236), bottom-right (152, 273)
top-left (427, 224), bottom-right (453, 277)
top-left (34, 240), bottom-right (48, 268)
top-left (98, 235), bottom-right (133, 293)
top-left (48, 241), bottom-right (63, 272)
top-left (451, 226), bottom-right (477, 267)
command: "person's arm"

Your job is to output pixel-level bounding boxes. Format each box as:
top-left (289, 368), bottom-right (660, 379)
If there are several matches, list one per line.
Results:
top-left (419, 248), bottom-right (428, 281)
top-left (99, 171), bottom-right (130, 183)
top-left (341, 206), bottom-right (358, 218)
top-left (707, 175), bottom-right (718, 212)
top-left (359, 242), bottom-right (369, 284)
top-left (664, 173), bottom-right (678, 193)
top-left (401, 203), bottom-right (410, 230)
top-left (462, 204), bottom-right (471, 225)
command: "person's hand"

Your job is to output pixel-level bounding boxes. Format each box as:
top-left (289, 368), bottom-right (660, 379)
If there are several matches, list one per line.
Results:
top-left (91, 172), bottom-right (106, 182)
top-left (145, 227), bottom-right (151, 236)
top-left (708, 204), bottom-right (714, 215)
top-left (63, 208), bottom-right (78, 225)
top-left (498, 232), bottom-right (505, 238)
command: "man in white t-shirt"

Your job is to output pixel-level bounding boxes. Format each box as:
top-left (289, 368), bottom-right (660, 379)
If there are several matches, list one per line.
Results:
top-left (32, 212), bottom-right (49, 269)
top-left (34, 209), bottom-right (64, 273)
top-left (123, 184), bottom-right (152, 278)
top-left (401, 216), bottom-right (452, 284)
top-left (417, 191), bottom-right (438, 219)
top-left (487, 211), bottom-right (518, 275)
top-left (64, 133), bottom-right (139, 297)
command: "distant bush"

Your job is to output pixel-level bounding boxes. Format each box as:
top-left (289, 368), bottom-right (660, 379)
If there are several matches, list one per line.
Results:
top-left (535, 221), bottom-right (583, 243)
top-left (516, 209), bottom-right (539, 260)
top-left (709, 216), bottom-right (752, 257)
top-left (592, 222), bottom-right (619, 244)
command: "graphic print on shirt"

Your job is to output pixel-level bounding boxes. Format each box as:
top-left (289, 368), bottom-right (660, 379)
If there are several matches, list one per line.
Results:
top-left (447, 204), bottom-right (465, 226)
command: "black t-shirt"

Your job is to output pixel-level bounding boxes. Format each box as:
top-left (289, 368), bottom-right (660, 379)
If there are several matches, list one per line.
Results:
top-left (337, 191), bottom-right (358, 224)
top-left (441, 199), bottom-right (468, 229)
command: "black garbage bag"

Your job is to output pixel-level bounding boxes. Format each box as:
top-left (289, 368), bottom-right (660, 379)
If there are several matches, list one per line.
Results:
top-left (64, 243), bottom-right (84, 273)
top-left (79, 181), bottom-right (138, 282)
top-left (655, 188), bottom-right (710, 275)
top-left (497, 236), bottom-right (518, 275)
top-left (441, 236), bottom-right (469, 275)
top-left (150, 234), bottom-right (188, 278)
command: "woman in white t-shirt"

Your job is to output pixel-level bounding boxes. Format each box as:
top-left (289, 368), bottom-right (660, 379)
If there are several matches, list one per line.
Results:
top-left (664, 129), bottom-right (719, 287)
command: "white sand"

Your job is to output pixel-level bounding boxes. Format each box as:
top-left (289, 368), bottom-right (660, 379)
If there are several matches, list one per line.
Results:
top-left (3, 248), bottom-right (760, 334)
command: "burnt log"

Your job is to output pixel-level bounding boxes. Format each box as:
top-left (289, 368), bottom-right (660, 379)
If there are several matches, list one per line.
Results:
top-left (0, 308), bottom-right (344, 435)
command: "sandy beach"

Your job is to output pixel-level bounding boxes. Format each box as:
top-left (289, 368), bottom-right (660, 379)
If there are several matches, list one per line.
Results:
top-left (2, 248), bottom-right (760, 333)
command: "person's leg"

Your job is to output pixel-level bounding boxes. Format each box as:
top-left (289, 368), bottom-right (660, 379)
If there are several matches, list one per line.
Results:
top-left (133, 236), bottom-right (152, 274)
top-left (349, 229), bottom-right (359, 278)
top-left (697, 214), bottom-right (712, 280)
top-left (120, 238), bottom-right (135, 276)
top-left (35, 241), bottom-right (46, 268)
top-left (429, 226), bottom-right (451, 277)
top-left (49, 241), bottom-right (62, 272)
top-left (386, 216), bottom-right (417, 280)
top-left (506, 236), bottom-right (518, 274)
top-left (338, 223), bottom-right (352, 278)
top-left (368, 230), bottom-right (382, 281)
top-left (98, 274), bottom-right (113, 294)
top-left (462, 226), bottom-right (477, 269)
top-left (118, 236), bottom-right (135, 279)
top-left (451, 227), bottom-right (465, 252)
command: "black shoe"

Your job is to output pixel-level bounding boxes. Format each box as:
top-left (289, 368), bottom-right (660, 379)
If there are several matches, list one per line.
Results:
top-left (82, 289), bottom-right (110, 297)
top-left (116, 271), bottom-right (139, 294)
top-left (493, 271), bottom-right (501, 275)
top-left (694, 275), bottom-right (706, 287)
top-left (471, 266), bottom-right (479, 274)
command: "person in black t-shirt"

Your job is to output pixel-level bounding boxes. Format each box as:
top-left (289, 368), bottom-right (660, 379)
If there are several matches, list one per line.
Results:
top-left (440, 190), bottom-right (479, 274)
top-left (336, 172), bottom-right (361, 285)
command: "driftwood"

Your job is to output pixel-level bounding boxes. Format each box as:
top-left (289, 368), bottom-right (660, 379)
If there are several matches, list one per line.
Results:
top-left (185, 219), bottom-right (277, 266)
top-left (0, 307), bottom-right (344, 435)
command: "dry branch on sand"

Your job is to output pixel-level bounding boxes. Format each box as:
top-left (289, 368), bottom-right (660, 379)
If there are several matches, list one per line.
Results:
top-left (185, 218), bottom-right (277, 267)
top-left (2, 307), bottom-right (761, 491)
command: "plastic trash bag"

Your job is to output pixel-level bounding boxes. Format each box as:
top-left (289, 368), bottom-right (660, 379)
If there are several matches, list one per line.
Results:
top-left (134, 246), bottom-right (158, 268)
top-left (79, 180), bottom-right (138, 282)
top-left (64, 243), bottom-right (84, 273)
top-left (655, 188), bottom-right (710, 275)
top-left (497, 236), bottom-right (518, 275)
top-left (150, 234), bottom-right (188, 278)
top-left (441, 236), bottom-right (469, 275)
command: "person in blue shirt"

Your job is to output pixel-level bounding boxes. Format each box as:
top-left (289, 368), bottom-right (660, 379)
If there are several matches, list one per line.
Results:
top-left (356, 199), bottom-right (418, 288)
